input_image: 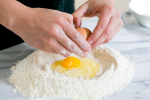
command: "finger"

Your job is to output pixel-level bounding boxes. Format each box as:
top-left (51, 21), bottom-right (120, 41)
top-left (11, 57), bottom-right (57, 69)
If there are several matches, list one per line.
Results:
top-left (54, 27), bottom-right (88, 57)
top-left (31, 42), bottom-right (58, 54)
top-left (72, 2), bottom-right (88, 28)
top-left (54, 10), bottom-right (74, 26)
top-left (47, 38), bottom-right (72, 57)
top-left (87, 6), bottom-right (113, 45)
top-left (102, 28), bottom-right (117, 44)
top-left (91, 16), bottom-right (117, 49)
top-left (62, 13), bottom-right (74, 26)
top-left (102, 19), bottom-right (123, 44)
top-left (44, 47), bottom-right (58, 54)
top-left (63, 20), bottom-right (91, 52)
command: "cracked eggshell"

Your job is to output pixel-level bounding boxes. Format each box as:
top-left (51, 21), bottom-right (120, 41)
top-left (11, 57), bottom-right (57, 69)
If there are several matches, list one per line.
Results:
top-left (76, 28), bottom-right (92, 40)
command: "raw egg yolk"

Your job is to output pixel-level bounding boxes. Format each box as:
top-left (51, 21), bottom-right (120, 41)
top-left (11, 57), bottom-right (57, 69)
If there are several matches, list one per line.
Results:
top-left (61, 56), bottom-right (80, 68)
top-left (50, 57), bottom-right (100, 80)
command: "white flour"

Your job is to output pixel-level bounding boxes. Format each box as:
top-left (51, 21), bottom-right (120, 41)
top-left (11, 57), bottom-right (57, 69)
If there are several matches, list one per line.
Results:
top-left (9, 45), bottom-right (135, 100)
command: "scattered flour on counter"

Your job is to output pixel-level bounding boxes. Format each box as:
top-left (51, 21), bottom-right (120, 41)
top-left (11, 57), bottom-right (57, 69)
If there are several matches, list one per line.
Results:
top-left (12, 89), bottom-right (17, 93)
top-left (9, 45), bottom-right (135, 100)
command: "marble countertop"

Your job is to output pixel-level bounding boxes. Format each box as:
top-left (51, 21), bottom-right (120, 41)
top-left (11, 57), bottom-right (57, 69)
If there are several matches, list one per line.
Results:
top-left (0, 12), bottom-right (150, 100)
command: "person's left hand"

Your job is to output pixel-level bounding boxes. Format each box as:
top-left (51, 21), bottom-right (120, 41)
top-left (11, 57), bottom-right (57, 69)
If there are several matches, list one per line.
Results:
top-left (73, 0), bottom-right (123, 49)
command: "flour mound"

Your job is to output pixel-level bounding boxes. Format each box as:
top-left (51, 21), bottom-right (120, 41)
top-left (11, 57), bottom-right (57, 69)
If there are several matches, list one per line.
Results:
top-left (9, 45), bottom-right (135, 100)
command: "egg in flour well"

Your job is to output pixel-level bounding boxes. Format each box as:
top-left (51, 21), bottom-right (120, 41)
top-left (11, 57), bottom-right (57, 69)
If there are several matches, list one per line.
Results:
top-left (50, 56), bottom-right (100, 80)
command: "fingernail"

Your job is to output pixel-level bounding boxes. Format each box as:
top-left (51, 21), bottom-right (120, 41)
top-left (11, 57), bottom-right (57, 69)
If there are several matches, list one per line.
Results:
top-left (82, 44), bottom-right (91, 52)
top-left (79, 52), bottom-right (88, 58)
top-left (87, 46), bottom-right (91, 51)
top-left (89, 40), bottom-right (93, 44)
top-left (82, 45), bottom-right (87, 51)
top-left (79, 53), bottom-right (84, 57)
top-left (80, 53), bottom-right (87, 58)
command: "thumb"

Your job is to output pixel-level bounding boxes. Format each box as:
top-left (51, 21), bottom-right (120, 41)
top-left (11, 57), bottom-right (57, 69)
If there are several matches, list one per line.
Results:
top-left (72, 3), bottom-right (88, 28)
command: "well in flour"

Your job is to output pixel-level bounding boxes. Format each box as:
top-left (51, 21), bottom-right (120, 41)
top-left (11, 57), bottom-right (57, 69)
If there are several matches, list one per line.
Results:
top-left (9, 45), bottom-right (135, 100)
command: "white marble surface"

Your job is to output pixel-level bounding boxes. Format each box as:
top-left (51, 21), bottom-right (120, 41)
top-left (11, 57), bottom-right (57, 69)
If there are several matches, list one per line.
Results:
top-left (0, 12), bottom-right (150, 100)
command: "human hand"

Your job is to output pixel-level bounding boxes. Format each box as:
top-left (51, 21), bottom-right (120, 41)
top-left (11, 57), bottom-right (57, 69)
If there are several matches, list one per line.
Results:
top-left (73, 0), bottom-right (123, 49)
top-left (7, 3), bottom-right (91, 57)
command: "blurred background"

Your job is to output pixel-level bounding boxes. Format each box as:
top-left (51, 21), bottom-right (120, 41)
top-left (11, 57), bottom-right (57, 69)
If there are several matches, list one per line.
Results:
top-left (75, 0), bottom-right (131, 12)
top-left (74, 0), bottom-right (150, 29)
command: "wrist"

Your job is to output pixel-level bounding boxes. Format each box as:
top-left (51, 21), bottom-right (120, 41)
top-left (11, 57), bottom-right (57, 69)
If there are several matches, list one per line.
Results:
top-left (0, 0), bottom-right (31, 34)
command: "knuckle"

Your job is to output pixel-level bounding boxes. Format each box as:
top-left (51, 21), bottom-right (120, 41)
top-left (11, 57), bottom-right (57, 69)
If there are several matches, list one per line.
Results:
top-left (57, 17), bottom-right (65, 25)
top-left (68, 16), bottom-right (73, 24)
top-left (99, 22), bottom-right (107, 30)
top-left (106, 38), bottom-right (111, 43)
top-left (104, 29), bottom-right (111, 38)
top-left (73, 16), bottom-right (80, 24)
top-left (105, 5), bottom-right (114, 13)
top-left (94, 33), bottom-right (100, 38)
top-left (47, 39), bottom-right (54, 47)
top-left (92, 42), bottom-right (99, 49)
top-left (41, 44), bottom-right (46, 49)
top-left (47, 39), bottom-right (58, 50)
top-left (36, 43), bottom-right (45, 51)
top-left (75, 16), bottom-right (80, 21)
top-left (69, 15), bottom-right (73, 21)
top-left (116, 12), bottom-right (121, 19)
top-left (50, 26), bottom-right (60, 37)
top-left (92, 33), bottom-right (100, 41)
top-left (50, 26), bottom-right (57, 33)
top-left (63, 14), bottom-right (73, 24)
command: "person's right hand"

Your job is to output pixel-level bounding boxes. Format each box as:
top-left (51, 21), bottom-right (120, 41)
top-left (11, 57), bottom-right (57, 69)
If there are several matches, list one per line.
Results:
top-left (6, 2), bottom-right (91, 57)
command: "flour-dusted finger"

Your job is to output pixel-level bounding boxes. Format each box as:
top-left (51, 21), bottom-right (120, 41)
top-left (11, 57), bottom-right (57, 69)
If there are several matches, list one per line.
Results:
top-left (54, 27), bottom-right (87, 57)
top-left (46, 38), bottom-right (71, 57)
top-left (63, 20), bottom-right (91, 52)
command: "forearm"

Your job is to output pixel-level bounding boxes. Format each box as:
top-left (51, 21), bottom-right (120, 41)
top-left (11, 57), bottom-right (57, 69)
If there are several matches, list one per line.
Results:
top-left (0, 0), bottom-right (29, 30)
